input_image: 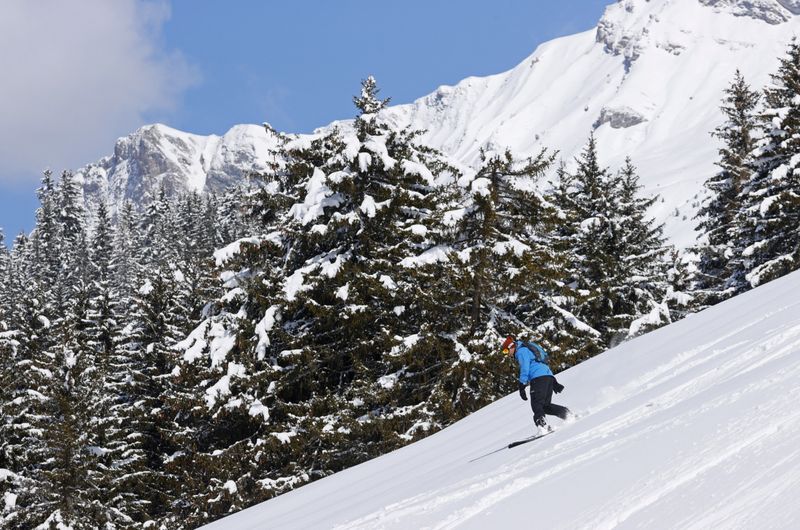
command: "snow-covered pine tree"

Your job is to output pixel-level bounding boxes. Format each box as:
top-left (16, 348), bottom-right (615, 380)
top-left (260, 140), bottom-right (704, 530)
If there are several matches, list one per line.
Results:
top-left (0, 236), bottom-right (27, 529)
top-left (606, 158), bottom-right (672, 340)
top-left (733, 41), bottom-right (800, 288)
top-left (86, 202), bottom-right (117, 375)
top-left (664, 249), bottom-right (695, 323)
top-left (213, 188), bottom-right (252, 246)
top-left (695, 70), bottom-right (760, 301)
top-left (173, 193), bottom-right (221, 327)
top-left (2, 177), bottom-right (62, 528)
top-left (553, 136), bottom-right (671, 348)
top-left (0, 229), bottom-right (8, 289)
top-left (277, 76), bottom-right (463, 455)
top-left (141, 185), bottom-right (178, 266)
top-left (162, 126), bottom-right (336, 526)
top-left (0, 229), bottom-right (9, 331)
top-left (172, 77), bottom-right (466, 522)
top-left (3, 171), bottom-right (261, 527)
top-left (399, 146), bottom-right (596, 421)
top-left (79, 202), bottom-right (147, 527)
top-left (112, 201), bottom-right (144, 301)
top-left (545, 161), bottom-right (606, 363)
top-left (0, 229), bottom-right (22, 526)
top-left (30, 171), bottom-right (59, 293)
top-left (89, 199), bottom-right (162, 526)
top-left (111, 189), bottom-right (189, 524)
top-left (148, 193), bottom-right (242, 528)
top-left (551, 135), bottom-right (618, 347)
top-left (8, 170), bottom-right (120, 528)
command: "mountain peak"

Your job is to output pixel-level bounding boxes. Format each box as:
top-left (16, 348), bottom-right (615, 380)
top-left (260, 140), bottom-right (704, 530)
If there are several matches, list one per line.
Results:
top-left (699, 0), bottom-right (800, 23)
top-left (79, 122), bottom-right (279, 215)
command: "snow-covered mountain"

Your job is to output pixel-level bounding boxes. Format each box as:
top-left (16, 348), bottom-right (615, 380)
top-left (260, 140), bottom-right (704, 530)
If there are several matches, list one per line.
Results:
top-left (78, 123), bottom-right (279, 214)
top-left (202, 266), bottom-right (800, 530)
top-left (81, 0), bottom-right (800, 245)
top-left (369, 0), bottom-right (800, 246)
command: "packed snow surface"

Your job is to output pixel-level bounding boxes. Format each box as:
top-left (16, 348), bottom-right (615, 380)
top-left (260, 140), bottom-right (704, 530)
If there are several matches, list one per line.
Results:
top-left (204, 269), bottom-right (800, 529)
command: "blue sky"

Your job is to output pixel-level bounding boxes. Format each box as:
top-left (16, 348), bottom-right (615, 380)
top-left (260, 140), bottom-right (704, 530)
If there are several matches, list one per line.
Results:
top-left (0, 0), bottom-right (610, 241)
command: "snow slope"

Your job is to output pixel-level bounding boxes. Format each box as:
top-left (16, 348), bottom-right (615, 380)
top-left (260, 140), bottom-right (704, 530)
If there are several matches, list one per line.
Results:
top-left (204, 269), bottom-right (800, 529)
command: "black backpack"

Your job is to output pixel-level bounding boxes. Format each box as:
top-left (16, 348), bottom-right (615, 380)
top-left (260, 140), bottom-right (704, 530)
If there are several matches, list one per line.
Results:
top-left (521, 341), bottom-right (548, 363)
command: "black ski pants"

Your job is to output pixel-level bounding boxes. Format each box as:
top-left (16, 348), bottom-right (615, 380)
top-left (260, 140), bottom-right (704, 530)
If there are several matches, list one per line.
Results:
top-left (528, 375), bottom-right (569, 426)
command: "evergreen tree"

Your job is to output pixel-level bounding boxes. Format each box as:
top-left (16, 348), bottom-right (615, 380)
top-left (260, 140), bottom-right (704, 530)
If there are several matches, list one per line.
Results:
top-left (112, 201), bottom-right (143, 301)
top-left (606, 158), bottom-right (671, 340)
top-left (171, 77), bottom-right (465, 523)
top-left (31, 171), bottom-right (59, 291)
top-left (0, 229), bottom-right (8, 293)
top-left (0, 229), bottom-right (10, 333)
top-left (0, 229), bottom-right (22, 528)
top-left (2, 179), bottom-right (61, 528)
top-left (695, 70), bottom-right (760, 300)
top-left (406, 146), bottom-right (597, 415)
top-left (214, 188), bottom-right (252, 245)
top-left (552, 135), bottom-right (618, 345)
top-left (7, 171), bottom-right (119, 528)
top-left (553, 136), bottom-right (671, 347)
top-left (87, 202), bottom-right (117, 374)
top-left (664, 249), bottom-right (696, 323)
top-left (111, 191), bottom-right (186, 525)
top-left (733, 41), bottom-right (800, 288)
top-left (83, 202), bottom-right (145, 527)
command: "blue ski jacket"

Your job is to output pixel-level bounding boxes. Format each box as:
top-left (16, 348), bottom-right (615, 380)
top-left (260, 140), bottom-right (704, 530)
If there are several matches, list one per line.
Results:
top-left (514, 341), bottom-right (553, 384)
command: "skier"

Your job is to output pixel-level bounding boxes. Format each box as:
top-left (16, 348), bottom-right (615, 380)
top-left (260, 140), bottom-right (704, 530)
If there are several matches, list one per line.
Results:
top-left (502, 336), bottom-right (570, 432)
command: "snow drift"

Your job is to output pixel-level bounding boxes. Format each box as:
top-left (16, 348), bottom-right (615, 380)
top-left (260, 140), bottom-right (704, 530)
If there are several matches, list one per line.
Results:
top-left (204, 268), bottom-right (800, 529)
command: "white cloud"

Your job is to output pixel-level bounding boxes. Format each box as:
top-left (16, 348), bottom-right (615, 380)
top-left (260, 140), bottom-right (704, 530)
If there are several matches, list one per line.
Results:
top-left (0, 0), bottom-right (197, 182)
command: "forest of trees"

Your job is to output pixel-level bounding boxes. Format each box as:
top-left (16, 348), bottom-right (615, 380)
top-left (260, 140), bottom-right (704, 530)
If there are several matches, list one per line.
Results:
top-left (2, 39), bottom-right (800, 528)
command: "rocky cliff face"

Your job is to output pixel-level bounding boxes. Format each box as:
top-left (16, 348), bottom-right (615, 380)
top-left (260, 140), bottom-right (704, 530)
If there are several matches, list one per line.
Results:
top-left (699, 0), bottom-right (800, 23)
top-left (78, 123), bottom-right (280, 215)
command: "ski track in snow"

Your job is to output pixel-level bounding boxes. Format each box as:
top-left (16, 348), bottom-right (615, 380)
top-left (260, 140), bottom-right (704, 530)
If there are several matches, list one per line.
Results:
top-left (343, 362), bottom-right (800, 530)
top-left (341, 357), bottom-right (800, 530)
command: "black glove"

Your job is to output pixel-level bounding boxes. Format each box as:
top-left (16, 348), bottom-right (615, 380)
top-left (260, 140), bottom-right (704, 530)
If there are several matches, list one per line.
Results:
top-left (553, 379), bottom-right (565, 394)
top-left (518, 382), bottom-right (528, 401)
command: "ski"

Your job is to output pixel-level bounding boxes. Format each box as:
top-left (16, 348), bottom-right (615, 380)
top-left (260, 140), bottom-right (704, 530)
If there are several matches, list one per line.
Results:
top-left (507, 430), bottom-right (553, 448)
top-left (469, 431), bottom-right (554, 462)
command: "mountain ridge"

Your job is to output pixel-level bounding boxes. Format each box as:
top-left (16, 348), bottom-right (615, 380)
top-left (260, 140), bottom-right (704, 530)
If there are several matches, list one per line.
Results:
top-left (79, 0), bottom-right (800, 246)
top-left (78, 123), bottom-right (279, 215)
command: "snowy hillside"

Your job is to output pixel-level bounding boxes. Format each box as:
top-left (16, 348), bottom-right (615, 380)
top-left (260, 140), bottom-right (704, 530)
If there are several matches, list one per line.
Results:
top-left (204, 268), bottom-right (800, 529)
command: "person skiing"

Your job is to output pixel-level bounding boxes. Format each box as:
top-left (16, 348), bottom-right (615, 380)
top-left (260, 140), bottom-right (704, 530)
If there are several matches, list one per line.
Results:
top-left (502, 335), bottom-right (570, 432)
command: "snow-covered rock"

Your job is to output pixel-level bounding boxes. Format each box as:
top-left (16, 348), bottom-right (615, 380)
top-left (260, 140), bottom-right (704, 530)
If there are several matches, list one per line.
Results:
top-left (78, 123), bottom-right (280, 216)
top-left (699, 0), bottom-right (795, 24)
top-left (593, 105), bottom-right (648, 129)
